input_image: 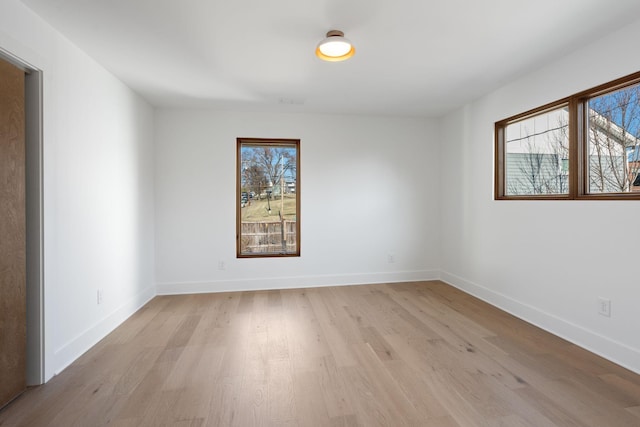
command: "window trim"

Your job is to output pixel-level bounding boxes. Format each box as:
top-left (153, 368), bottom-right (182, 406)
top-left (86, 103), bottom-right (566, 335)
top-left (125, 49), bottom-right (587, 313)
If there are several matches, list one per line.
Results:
top-left (236, 137), bottom-right (301, 258)
top-left (495, 70), bottom-right (640, 200)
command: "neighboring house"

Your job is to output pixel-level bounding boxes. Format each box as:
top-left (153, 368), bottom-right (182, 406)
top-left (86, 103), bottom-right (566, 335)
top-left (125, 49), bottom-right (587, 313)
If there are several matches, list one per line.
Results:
top-left (629, 146), bottom-right (640, 192)
top-left (505, 107), bottom-right (570, 195)
top-left (506, 107), bottom-right (639, 194)
top-left (285, 180), bottom-right (296, 193)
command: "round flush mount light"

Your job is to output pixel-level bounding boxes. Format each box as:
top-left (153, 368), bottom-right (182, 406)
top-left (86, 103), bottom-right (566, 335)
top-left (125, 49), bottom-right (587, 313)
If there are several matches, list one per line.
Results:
top-left (316, 30), bottom-right (355, 62)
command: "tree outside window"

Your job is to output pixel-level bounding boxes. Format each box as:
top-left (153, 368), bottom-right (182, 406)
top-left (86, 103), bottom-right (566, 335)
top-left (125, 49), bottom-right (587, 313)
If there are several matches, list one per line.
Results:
top-left (237, 138), bottom-right (300, 257)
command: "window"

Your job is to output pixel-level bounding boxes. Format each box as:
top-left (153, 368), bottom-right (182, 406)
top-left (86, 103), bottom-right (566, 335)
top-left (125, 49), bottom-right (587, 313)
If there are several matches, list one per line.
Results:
top-left (502, 104), bottom-right (569, 196)
top-left (237, 138), bottom-right (300, 257)
top-left (587, 87), bottom-right (640, 194)
top-left (496, 71), bottom-right (640, 200)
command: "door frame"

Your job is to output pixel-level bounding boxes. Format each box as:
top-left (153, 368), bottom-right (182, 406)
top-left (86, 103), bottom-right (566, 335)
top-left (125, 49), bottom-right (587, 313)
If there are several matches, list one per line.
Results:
top-left (0, 48), bottom-right (44, 385)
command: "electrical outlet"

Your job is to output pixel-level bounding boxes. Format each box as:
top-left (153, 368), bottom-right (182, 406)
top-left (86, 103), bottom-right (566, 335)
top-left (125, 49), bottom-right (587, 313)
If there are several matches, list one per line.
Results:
top-left (597, 297), bottom-right (611, 317)
top-left (387, 253), bottom-right (395, 264)
top-left (97, 289), bottom-right (104, 305)
top-left (218, 260), bottom-right (226, 271)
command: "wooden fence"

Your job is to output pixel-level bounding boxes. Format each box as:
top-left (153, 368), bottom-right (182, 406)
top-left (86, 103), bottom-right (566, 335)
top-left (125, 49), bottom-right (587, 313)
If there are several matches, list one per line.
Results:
top-left (240, 221), bottom-right (297, 253)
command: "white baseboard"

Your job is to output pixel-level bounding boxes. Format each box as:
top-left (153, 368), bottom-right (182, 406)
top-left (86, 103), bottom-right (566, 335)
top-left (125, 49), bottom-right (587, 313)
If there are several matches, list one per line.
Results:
top-left (53, 285), bottom-right (156, 375)
top-left (440, 270), bottom-right (640, 375)
top-left (156, 270), bottom-right (440, 295)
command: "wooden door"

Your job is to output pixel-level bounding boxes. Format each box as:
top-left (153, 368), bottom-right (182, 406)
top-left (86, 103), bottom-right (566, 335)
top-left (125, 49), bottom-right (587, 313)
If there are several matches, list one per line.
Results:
top-left (0, 57), bottom-right (26, 409)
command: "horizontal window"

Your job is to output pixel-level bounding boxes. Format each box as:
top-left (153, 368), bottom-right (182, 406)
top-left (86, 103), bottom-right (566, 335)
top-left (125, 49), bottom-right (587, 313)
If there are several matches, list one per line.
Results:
top-left (496, 71), bottom-right (640, 200)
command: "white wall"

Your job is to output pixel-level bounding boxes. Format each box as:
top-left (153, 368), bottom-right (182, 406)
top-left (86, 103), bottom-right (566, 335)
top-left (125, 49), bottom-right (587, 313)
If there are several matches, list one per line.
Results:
top-left (440, 19), bottom-right (640, 373)
top-left (0, 0), bottom-right (155, 380)
top-left (155, 110), bottom-right (440, 293)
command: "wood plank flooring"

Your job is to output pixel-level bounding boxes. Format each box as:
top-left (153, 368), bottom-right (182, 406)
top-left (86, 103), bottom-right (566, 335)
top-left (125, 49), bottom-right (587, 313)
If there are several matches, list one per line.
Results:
top-left (1, 281), bottom-right (639, 426)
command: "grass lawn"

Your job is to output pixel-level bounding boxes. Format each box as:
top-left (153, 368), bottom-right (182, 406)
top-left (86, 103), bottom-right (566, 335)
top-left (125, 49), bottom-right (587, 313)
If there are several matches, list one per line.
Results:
top-left (241, 195), bottom-right (297, 222)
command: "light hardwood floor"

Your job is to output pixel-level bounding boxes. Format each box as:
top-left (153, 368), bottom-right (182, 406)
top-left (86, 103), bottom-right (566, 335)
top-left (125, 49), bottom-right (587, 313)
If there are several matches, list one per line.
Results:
top-left (1, 281), bottom-right (639, 426)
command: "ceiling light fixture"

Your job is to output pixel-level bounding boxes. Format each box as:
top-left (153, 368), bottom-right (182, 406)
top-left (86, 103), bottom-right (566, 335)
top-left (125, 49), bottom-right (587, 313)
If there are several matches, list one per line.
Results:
top-left (316, 30), bottom-right (355, 62)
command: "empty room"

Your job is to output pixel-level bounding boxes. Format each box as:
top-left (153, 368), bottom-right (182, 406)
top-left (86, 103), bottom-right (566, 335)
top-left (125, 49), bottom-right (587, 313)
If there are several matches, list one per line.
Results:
top-left (1, 0), bottom-right (640, 425)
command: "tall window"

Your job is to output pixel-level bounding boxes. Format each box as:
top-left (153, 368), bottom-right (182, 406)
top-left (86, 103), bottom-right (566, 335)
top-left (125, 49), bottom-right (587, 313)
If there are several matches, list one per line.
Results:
top-left (495, 71), bottom-right (640, 200)
top-left (237, 138), bottom-right (300, 257)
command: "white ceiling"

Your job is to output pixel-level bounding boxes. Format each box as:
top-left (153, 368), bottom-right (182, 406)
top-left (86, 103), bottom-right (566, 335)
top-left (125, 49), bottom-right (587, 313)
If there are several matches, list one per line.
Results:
top-left (19, 0), bottom-right (640, 117)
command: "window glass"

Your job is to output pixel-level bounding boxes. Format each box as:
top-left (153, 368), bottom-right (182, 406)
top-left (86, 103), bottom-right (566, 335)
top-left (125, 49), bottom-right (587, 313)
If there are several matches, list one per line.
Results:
top-left (587, 84), bottom-right (640, 194)
top-left (504, 105), bottom-right (569, 195)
